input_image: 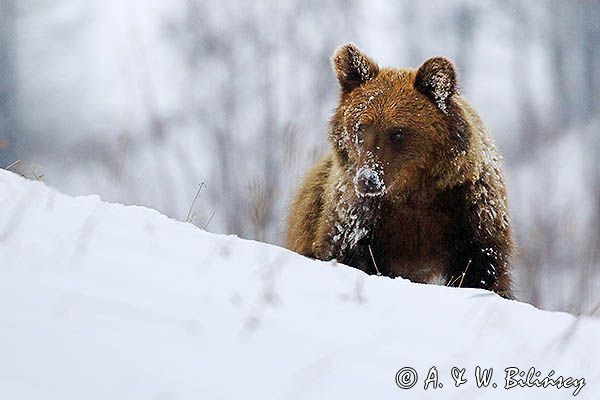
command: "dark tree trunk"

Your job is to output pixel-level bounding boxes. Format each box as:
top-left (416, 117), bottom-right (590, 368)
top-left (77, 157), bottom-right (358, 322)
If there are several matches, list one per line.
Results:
top-left (454, 4), bottom-right (476, 81)
top-left (581, 0), bottom-right (600, 120)
top-left (0, 0), bottom-right (18, 167)
top-left (549, 0), bottom-right (571, 130)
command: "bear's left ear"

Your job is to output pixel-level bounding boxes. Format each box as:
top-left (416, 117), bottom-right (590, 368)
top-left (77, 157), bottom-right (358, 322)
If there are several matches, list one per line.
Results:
top-left (414, 57), bottom-right (457, 114)
top-left (332, 43), bottom-right (380, 93)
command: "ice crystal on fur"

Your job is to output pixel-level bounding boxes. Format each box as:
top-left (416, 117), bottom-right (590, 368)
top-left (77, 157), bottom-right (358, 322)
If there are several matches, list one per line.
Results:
top-left (331, 171), bottom-right (380, 254)
top-left (353, 152), bottom-right (387, 198)
top-left (429, 73), bottom-right (452, 114)
top-left (347, 45), bottom-right (377, 82)
top-left (338, 89), bottom-right (383, 153)
top-left (353, 166), bottom-right (385, 197)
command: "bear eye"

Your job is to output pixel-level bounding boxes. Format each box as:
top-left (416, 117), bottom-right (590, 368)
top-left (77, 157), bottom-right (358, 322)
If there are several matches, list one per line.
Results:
top-left (390, 129), bottom-right (406, 142)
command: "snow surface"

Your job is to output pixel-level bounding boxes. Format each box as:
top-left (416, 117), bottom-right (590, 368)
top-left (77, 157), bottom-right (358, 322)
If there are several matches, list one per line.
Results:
top-left (1, 168), bottom-right (599, 399)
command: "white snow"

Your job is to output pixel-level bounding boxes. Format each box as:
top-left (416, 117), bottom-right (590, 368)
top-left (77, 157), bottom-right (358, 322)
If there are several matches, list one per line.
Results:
top-left (1, 168), bottom-right (600, 399)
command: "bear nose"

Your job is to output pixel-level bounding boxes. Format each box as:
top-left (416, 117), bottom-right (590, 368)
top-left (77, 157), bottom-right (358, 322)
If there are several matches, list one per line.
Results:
top-left (354, 166), bottom-right (386, 197)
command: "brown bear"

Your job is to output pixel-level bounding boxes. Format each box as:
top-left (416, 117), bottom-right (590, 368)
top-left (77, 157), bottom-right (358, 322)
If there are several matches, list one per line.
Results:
top-left (286, 43), bottom-right (514, 298)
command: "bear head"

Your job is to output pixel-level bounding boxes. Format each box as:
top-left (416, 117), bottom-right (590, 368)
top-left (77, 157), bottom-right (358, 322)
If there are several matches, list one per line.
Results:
top-left (329, 43), bottom-right (475, 203)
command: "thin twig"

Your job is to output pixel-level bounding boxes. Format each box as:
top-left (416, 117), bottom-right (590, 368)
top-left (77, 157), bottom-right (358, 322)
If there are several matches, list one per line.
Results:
top-left (447, 275), bottom-right (461, 287)
top-left (203, 210), bottom-right (215, 230)
top-left (458, 259), bottom-right (472, 288)
top-left (5, 159), bottom-right (21, 170)
top-left (185, 182), bottom-right (206, 223)
top-left (589, 300), bottom-right (600, 317)
top-left (368, 244), bottom-right (381, 276)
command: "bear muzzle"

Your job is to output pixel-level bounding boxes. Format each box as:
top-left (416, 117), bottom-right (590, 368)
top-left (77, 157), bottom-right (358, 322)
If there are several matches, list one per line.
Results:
top-left (353, 166), bottom-right (386, 197)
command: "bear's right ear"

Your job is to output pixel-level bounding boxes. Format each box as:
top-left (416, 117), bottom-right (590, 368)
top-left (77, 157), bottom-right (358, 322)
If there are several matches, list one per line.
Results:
top-left (332, 43), bottom-right (379, 94)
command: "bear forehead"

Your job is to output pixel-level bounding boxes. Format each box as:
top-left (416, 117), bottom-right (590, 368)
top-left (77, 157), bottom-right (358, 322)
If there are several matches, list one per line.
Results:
top-left (343, 68), bottom-right (446, 128)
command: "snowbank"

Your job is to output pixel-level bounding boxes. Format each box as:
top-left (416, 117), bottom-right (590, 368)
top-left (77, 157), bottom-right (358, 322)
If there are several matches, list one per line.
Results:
top-left (0, 169), bottom-right (599, 399)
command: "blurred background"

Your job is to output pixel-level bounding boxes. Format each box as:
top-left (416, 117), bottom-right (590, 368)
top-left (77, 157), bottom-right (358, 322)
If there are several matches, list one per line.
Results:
top-left (1, 0), bottom-right (599, 314)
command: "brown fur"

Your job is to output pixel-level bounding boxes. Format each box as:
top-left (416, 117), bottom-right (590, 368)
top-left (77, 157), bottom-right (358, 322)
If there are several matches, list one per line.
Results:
top-left (286, 43), bottom-right (514, 298)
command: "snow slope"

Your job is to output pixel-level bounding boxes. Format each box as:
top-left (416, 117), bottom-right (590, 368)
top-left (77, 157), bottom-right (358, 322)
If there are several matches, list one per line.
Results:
top-left (0, 168), bottom-right (599, 400)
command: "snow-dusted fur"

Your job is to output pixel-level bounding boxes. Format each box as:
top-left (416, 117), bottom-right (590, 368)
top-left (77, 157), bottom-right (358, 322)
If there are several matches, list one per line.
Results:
top-left (287, 43), bottom-right (513, 298)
